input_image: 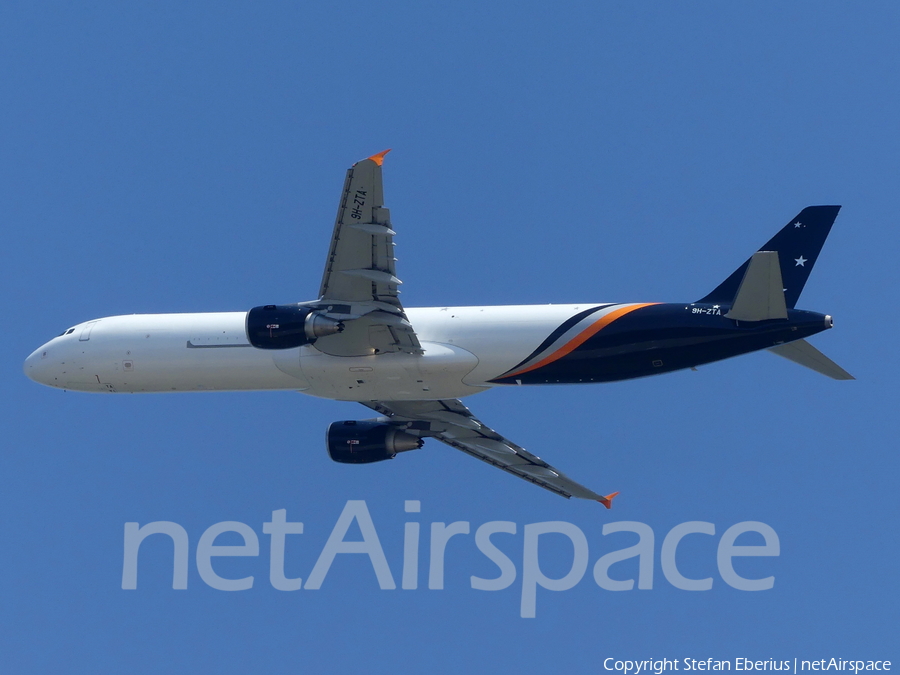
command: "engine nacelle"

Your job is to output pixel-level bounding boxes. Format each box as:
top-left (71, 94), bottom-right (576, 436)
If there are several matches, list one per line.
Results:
top-left (327, 420), bottom-right (424, 464)
top-left (246, 304), bottom-right (343, 349)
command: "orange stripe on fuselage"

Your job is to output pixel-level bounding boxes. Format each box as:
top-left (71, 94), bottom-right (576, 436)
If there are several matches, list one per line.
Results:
top-left (502, 303), bottom-right (660, 379)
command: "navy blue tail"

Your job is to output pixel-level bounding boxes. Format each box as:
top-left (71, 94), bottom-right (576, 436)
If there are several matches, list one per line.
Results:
top-left (697, 205), bottom-right (841, 309)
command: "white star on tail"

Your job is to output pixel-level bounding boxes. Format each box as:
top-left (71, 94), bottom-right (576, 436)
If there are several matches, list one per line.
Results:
top-left (795, 255), bottom-right (807, 266)
top-left (794, 221), bottom-right (803, 228)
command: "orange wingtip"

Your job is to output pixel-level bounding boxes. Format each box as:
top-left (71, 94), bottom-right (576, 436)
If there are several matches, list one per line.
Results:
top-left (367, 149), bottom-right (392, 166)
top-left (598, 491), bottom-right (620, 509)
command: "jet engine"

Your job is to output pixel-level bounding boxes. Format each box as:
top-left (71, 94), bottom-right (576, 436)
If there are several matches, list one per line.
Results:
top-left (246, 304), bottom-right (343, 349)
top-left (327, 420), bottom-right (424, 464)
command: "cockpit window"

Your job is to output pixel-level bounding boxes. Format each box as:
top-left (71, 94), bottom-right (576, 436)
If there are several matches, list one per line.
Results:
top-left (58, 327), bottom-right (75, 336)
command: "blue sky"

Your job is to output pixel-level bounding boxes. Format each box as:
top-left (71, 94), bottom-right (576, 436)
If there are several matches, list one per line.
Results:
top-left (2, 2), bottom-right (897, 673)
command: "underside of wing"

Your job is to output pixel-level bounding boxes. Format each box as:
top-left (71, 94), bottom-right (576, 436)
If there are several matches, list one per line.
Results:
top-left (361, 399), bottom-right (618, 506)
top-left (312, 151), bottom-right (422, 357)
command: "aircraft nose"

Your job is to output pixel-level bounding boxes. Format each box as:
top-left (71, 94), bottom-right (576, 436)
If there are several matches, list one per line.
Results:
top-left (23, 344), bottom-right (56, 386)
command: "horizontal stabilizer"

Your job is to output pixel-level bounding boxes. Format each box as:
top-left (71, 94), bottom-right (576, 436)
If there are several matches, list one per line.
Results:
top-left (724, 251), bottom-right (788, 321)
top-left (768, 339), bottom-right (855, 380)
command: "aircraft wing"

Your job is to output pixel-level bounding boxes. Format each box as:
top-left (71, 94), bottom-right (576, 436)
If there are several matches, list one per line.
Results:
top-left (312, 150), bottom-right (422, 357)
top-left (361, 399), bottom-right (618, 506)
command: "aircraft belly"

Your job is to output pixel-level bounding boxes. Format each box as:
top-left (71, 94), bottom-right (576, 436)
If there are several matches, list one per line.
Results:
top-left (496, 313), bottom-right (829, 384)
top-left (97, 341), bottom-right (303, 393)
top-left (298, 341), bottom-right (485, 401)
top-left (59, 313), bottom-right (308, 393)
top-left (407, 305), bottom-right (587, 385)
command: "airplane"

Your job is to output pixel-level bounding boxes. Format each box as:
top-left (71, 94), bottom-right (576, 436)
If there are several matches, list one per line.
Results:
top-left (24, 150), bottom-right (853, 507)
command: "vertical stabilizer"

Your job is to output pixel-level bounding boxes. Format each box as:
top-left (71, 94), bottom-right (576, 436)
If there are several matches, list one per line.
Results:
top-left (699, 205), bottom-right (840, 309)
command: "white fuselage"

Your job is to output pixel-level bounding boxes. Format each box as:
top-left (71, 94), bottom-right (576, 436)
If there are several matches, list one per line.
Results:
top-left (23, 304), bottom-right (601, 401)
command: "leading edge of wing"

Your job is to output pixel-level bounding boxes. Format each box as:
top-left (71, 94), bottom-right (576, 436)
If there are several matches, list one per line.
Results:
top-left (361, 399), bottom-right (619, 507)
